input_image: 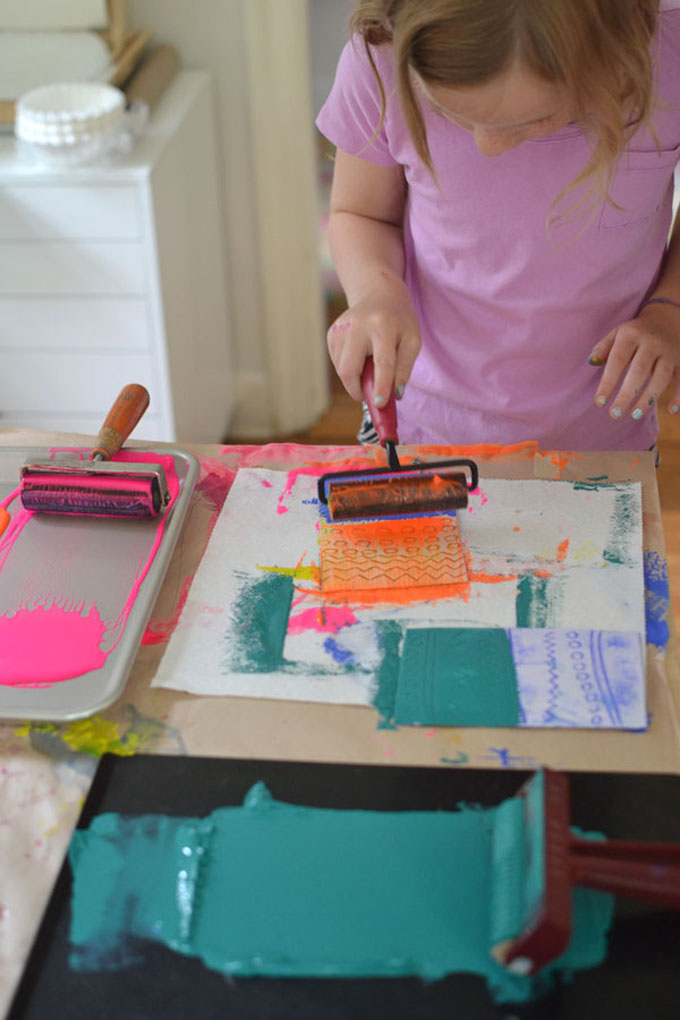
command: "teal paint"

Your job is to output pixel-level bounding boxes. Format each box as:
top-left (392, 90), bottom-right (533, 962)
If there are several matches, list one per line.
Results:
top-left (393, 628), bottom-right (521, 727)
top-left (68, 780), bottom-right (613, 1004)
top-left (515, 573), bottom-right (557, 628)
top-left (224, 573), bottom-right (294, 672)
top-left (602, 488), bottom-right (636, 566)
top-left (371, 620), bottom-right (403, 728)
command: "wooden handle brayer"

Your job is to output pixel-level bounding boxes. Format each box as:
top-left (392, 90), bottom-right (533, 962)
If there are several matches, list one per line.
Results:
top-left (90, 384), bottom-right (151, 461)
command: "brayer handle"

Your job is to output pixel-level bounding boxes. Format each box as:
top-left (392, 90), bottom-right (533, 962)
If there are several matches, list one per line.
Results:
top-left (361, 356), bottom-right (399, 447)
top-left (90, 383), bottom-right (150, 461)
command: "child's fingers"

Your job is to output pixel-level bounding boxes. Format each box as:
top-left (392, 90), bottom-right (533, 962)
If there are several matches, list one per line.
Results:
top-left (602, 348), bottom-right (662, 418)
top-left (626, 362), bottom-right (673, 421)
top-left (327, 315), bottom-right (365, 401)
top-left (588, 329), bottom-right (617, 367)
top-left (593, 332), bottom-right (637, 409)
top-left (665, 367), bottom-right (680, 415)
top-left (394, 329), bottom-right (422, 399)
top-left (371, 346), bottom-right (397, 408)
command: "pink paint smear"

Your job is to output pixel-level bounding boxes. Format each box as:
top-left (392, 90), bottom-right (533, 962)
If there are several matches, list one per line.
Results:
top-left (287, 605), bottom-right (358, 635)
top-left (0, 450), bottom-right (179, 687)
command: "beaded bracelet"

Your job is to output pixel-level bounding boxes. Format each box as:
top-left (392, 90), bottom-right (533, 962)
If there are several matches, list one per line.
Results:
top-left (640, 296), bottom-right (680, 312)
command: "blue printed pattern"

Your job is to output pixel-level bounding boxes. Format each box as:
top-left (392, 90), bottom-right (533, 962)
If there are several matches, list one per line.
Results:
top-left (509, 628), bottom-right (645, 729)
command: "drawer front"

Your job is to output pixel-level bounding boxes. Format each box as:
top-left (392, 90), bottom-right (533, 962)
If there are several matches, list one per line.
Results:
top-left (0, 298), bottom-right (151, 350)
top-left (0, 241), bottom-right (147, 295)
top-left (0, 351), bottom-right (158, 414)
top-left (0, 185), bottom-right (142, 241)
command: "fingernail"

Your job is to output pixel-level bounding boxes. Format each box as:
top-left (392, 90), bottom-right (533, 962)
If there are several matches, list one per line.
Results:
top-left (373, 394), bottom-right (386, 408)
top-left (611, 406), bottom-right (622, 419)
top-left (395, 384), bottom-right (405, 399)
top-left (589, 354), bottom-right (603, 366)
top-left (671, 404), bottom-right (680, 414)
top-left (596, 395), bottom-right (607, 407)
top-left (648, 396), bottom-right (655, 406)
top-left (631, 408), bottom-right (643, 420)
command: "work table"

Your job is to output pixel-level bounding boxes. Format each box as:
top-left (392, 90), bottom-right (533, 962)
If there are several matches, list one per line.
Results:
top-left (0, 428), bottom-right (678, 1015)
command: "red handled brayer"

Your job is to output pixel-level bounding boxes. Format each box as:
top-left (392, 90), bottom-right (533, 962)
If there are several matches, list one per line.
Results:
top-left (490, 769), bottom-right (680, 976)
top-left (20, 383), bottom-right (170, 519)
top-left (318, 357), bottom-right (478, 521)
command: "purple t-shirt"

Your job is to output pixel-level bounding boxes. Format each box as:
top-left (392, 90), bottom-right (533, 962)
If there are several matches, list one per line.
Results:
top-left (317, 11), bottom-right (680, 450)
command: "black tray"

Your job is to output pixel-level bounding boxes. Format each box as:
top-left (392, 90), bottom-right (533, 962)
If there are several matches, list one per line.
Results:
top-left (9, 755), bottom-right (680, 1020)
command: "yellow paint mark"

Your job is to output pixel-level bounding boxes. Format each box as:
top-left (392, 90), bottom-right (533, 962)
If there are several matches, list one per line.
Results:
top-left (17, 717), bottom-right (138, 758)
top-left (571, 541), bottom-right (600, 565)
top-left (257, 562), bottom-right (319, 582)
top-left (45, 796), bottom-right (85, 838)
top-left (62, 717), bottom-right (139, 757)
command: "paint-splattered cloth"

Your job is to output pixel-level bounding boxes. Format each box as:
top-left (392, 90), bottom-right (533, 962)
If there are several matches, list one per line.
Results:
top-left (317, 11), bottom-right (680, 451)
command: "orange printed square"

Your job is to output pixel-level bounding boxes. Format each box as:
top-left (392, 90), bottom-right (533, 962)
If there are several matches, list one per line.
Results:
top-left (319, 515), bottom-right (468, 595)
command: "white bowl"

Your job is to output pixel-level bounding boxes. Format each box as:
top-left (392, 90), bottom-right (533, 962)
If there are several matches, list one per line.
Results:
top-left (15, 82), bottom-right (128, 166)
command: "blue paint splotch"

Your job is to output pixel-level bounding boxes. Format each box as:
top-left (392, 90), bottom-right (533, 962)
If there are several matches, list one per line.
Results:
top-left (643, 551), bottom-right (670, 650)
top-left (323, 636), bottom-right (356, 666)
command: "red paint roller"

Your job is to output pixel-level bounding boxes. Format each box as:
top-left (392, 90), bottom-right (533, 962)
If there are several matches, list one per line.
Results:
top-left (19, 384), bottom-right (170, 519)
top-left (318, 357), bottom-right (478, 521)
top-left (490, 769), bottom-right (680, 976)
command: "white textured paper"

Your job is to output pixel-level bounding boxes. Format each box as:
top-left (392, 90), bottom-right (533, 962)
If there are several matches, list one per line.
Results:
top-left (152, 469), bottom-right (645, 728)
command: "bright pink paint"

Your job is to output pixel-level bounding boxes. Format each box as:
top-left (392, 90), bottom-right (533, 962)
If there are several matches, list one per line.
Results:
top-left (0, 603), bottom-right (107, 687)
top-left (287, 605), bottom-right (358, 635)
top-left (0, 450), bottom-right (180, 686)
top-left (466, 486), bottom-right (489, 513)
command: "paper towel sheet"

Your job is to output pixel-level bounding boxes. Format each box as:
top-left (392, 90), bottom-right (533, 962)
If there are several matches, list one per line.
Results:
top-left (152, 468), bottom-right (645, 729)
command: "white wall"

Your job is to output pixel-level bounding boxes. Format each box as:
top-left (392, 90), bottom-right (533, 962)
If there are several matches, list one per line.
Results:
top-left (309, 0), bottom-right (351, 115)
top-left (127, 0), bottom-right (329, 437)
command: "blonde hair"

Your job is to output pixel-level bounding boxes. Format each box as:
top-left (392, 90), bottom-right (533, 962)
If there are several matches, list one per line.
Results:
top-left (350, 0), bottom-right (659, 220)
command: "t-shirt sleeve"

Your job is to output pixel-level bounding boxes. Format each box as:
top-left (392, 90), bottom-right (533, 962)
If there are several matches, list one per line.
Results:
top-left (316, 37), bottom-right (397, 166)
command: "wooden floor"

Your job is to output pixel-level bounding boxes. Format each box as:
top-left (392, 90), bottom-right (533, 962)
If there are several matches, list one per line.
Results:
top-left (290, 367), bottom-right (680, 636)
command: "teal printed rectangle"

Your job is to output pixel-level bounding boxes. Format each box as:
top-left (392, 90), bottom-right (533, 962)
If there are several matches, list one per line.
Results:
top-left (393, 628), bottom-right (521, 727)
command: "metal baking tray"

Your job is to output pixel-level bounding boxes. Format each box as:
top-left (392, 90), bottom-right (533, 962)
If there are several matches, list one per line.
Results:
top-left (0, 446), bottom-right (199, 721)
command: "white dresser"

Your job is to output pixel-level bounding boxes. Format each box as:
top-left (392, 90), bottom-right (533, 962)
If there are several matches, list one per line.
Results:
top-left (0, 70), bottom-right (233, 443)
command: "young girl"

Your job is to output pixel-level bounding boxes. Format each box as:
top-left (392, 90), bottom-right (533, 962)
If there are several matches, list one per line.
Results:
top-left (317, 0), bottom-right (680, 451)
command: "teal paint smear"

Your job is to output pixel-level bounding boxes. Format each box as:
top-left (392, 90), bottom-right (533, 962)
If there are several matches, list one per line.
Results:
top-left (573, 478), bottom-right (607, 491)
top-left (516, 573), bottom-right (559, 628)
top-left (602, 488), bottom-right (636, 566)
top-left (643, 550), bottom-right (670, 650)
top-left (393, 628), bottom-right (521, 727)
top-left (68, 780), bottom-right (613, 1004)
top-left (224, 572), bottom-right (294, 672)
top-left (371, 620), bottom-right (403, 729)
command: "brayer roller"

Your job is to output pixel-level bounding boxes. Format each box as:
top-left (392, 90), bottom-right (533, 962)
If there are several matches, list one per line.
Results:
top-left (20, 383), bottom-right (170, 519)
top-left (318, 357), bottom-right (478, 521)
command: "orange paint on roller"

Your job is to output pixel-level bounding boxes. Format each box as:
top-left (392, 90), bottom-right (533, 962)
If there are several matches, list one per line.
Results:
top-left (317, 358), bottom-right (479, 520)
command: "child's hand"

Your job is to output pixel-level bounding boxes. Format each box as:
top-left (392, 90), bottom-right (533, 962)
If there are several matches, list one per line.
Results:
top-left (590, 302), bottom-right (680, 420)
top-left (327, 276), bottom-right (421, 407)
